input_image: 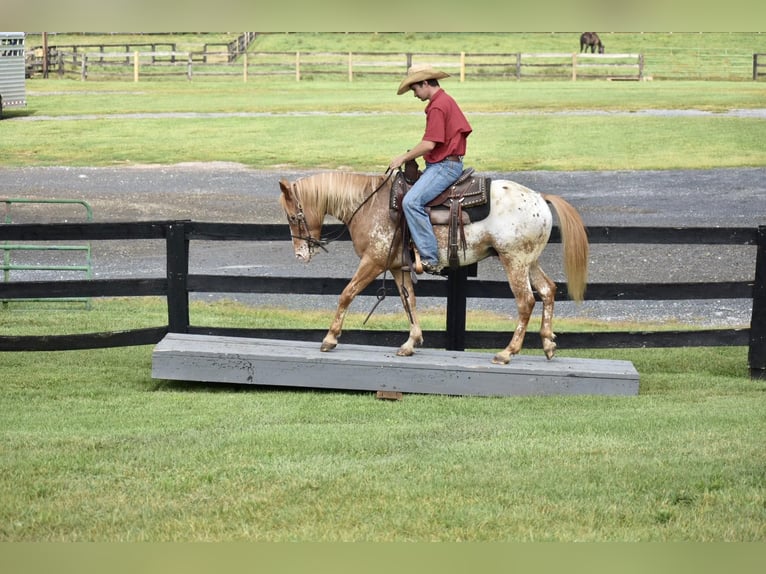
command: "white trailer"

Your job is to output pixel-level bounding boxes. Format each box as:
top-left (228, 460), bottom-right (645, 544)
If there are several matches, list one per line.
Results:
top-left (0, 32), bottom-right (26, 118)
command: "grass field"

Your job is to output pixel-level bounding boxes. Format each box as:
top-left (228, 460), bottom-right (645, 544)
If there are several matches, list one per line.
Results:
top-left (1, 299), bottom-right (764, 541)
top-left (5, 79), bottom-right (766, 170)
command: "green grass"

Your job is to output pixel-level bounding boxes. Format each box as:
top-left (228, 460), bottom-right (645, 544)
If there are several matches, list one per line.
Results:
top-left (6, 79), bottom-right (766, 170)
top-left (2, 345), bottom-right (763, 541)
top-left (1, 299), bottom-right (764, 541)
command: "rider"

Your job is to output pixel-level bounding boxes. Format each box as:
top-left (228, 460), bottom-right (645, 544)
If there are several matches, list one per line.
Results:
top-left (388, 64), bottom-right (472, 275)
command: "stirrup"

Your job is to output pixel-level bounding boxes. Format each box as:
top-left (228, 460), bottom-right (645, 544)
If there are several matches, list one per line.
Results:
top-left (412, 247), bottom-right (424, 274)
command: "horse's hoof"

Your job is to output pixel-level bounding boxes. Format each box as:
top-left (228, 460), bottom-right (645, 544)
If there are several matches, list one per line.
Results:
top-left (492, 353), bottom-right (511, 365)
top-left (320, 342), bottom-right (337, 352)
top-left (396, 346), bottom-right (414, 357)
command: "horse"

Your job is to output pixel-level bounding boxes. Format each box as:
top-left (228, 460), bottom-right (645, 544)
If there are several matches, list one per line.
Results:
top-left (278, 171), bottom-right (589, 365)
top-left (580, 32), bottom-right (604, 54)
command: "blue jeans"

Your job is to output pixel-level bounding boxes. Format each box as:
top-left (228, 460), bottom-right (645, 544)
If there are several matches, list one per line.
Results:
top-left (402, 159), bottom-right (463, 265)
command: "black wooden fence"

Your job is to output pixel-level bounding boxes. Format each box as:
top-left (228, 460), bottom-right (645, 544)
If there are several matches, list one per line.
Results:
top-left (0, 221), bottom-right (763, 379)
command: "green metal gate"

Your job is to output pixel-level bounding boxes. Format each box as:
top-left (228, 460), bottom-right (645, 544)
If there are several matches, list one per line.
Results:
top-left (2, 198), bottom-right (93, 307)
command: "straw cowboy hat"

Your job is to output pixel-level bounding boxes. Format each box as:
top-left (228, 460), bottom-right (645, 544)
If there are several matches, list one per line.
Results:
top-left (396, 64), bottom-right (450, 95)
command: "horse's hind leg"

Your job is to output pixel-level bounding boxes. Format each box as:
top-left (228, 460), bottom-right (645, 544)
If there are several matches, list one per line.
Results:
top-left (494, 262), bottom-right (536, 365)
top-left (391, 270), bottom-right (423, 356)
top-left (531, 262), bottom-right (557, 359)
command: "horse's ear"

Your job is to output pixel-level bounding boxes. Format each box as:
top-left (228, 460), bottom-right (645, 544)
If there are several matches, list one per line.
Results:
top-left (279, 179), bottom-right (292, 199)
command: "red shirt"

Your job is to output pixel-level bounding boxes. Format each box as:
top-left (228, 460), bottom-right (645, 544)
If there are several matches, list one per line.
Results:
top-left (422, 89), bottom-right (472, 163)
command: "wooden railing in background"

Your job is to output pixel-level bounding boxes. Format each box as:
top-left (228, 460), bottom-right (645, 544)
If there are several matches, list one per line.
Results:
top-left (34, 50), bottom-right (646, 82)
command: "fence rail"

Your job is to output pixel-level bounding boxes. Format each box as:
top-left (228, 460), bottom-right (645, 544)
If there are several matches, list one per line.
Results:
top-left (35, 50), bottom-right (647, 82)
top-left (30, 48), bottom-right (766, 82)
top-left (0, 221), bottom-right (763, 379)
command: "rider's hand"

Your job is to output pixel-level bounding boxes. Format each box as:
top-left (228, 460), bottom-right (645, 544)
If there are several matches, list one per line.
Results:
top-left (389, 155), bottom-right (406, 172)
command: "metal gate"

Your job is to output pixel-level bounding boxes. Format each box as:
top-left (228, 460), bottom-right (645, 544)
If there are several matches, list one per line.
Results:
top-left (2, 199), bottom-right (93, 307)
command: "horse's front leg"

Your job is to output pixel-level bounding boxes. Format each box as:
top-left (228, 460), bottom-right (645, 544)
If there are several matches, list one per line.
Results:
top-left (391, 269), bottom-right (423, 356)
top-left (321, 259), bottom-right (383, 352)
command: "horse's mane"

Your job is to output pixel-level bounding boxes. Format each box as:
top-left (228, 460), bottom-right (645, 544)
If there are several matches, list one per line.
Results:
top-left (292, 172), bottom-right (386, 221)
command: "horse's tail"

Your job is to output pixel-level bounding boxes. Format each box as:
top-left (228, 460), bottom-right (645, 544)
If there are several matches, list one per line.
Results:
top-left (543, 194), bottom-right (589, 302)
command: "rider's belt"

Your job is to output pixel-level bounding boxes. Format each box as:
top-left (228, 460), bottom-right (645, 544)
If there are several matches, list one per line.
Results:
top-left (443, 155), bottom-right (463, 162)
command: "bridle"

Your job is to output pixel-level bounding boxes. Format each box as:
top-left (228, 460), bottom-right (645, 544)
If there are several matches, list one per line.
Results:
top-left (285, 197), bottom-right (328, 255)
top-left (286, 170), bottom-right (394, 257)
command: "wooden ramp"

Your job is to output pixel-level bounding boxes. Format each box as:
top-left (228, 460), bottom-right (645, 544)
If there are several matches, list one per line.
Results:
top-left (151, 334), bottom-right (639, 397)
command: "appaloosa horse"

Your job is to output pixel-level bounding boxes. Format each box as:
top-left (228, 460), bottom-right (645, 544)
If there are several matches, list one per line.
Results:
top-left (279, 171), bottom-right (589, 364)
top-left (580, 32), bottom-right (605, 54)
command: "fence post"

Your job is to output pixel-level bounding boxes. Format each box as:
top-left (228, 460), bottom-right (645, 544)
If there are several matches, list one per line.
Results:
top-left (460, 51), bottom-right (465, 82)
top-left (515, 53), bottom-right (521, 79)
top-left (133, 51), bottom-right (139, 82)
top-left (445, 263), bottom-right (477, 351)
top-left (81, 55), bottom-right (87, 81)
top-left (572, 53), bottom-right (577, 81)
top-left (187, 53), bottom-right (193, 81)
top-left (748, 225), bottom-right (766, 379)
top-left (754, 54), bottom-right (758, 81)
top-left (166, 221), bottom-right (190, 334)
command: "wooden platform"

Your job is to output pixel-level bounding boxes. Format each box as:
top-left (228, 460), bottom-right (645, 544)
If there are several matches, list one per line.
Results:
top-left (151, 334), bottom-right (639, 396)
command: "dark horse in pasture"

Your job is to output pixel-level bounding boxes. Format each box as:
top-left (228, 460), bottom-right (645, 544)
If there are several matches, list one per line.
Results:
top-left (279, 171), bottom-right (589, 365)
top-left (580, 32), bottom-right (604, 54)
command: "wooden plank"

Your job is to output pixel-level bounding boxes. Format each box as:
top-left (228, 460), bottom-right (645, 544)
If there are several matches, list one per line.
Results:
top-left (0, 221), bottom-right (173, 241)
top-left (0, 326), bottom-right (167, 351)
top-left (0, 222), bottom-right (756, 246)
top-left (184, 326), bottom-right (749, 350)
top-left (151, 334), bottom-right (640, 397)
top-left (0, 275), bottom-right (752, 302)
top-left (0, 278), bottom-right (166, 299)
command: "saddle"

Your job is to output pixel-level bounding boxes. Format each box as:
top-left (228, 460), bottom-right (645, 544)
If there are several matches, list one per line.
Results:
top-left (390, 159), bottom-right (491, 270)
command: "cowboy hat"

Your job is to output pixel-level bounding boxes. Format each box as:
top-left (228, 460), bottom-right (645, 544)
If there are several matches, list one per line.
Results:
top-left (396, 64), bottom-right (450, 95)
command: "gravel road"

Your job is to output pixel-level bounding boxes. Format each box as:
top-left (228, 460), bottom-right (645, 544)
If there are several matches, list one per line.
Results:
top-left (1, 164), bottom-right (763, 327)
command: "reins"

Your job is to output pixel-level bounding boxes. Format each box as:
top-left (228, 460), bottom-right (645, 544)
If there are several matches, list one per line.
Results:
top-left (345, 169), bottom-right (394, 227)
top-left (288, 170), bottom-right (394, 253)
top-left (361, 167), bottom-right (415, 326)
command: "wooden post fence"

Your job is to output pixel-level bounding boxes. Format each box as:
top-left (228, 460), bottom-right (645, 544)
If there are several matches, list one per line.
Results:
top-left (0, 221), bottom-right (762, 378)
top-left (754, 54), bottom-right (766, 81)
top-left (748, 226), bottom-right (766, 378)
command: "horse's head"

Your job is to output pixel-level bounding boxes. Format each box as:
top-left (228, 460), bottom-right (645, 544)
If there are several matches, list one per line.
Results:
top-left (279, 178), bottom-right (324, 262)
